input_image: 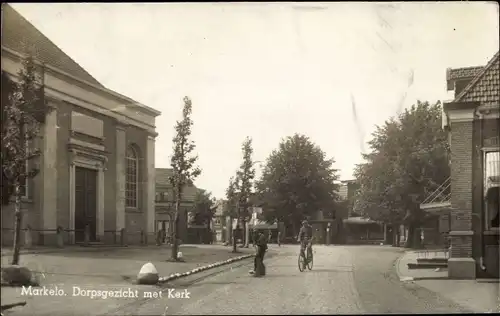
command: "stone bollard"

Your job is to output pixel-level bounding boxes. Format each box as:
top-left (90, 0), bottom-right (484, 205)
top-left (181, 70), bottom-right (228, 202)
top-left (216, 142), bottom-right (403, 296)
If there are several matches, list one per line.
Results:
top-left (137, 262), bottom-right (159, 285)
top-left (24, 226), bottom-right (33, 248)
top-left (56, 226), bottom-right (64, 248)
top-left (84, 224), bottom-right (90, 246)
top-left (120, 228), bottom-right (127, 246)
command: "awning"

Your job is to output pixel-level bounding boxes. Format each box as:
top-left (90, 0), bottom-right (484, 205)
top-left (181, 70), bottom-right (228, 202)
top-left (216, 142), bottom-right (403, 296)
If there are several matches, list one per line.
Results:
top-left (343, 217), bottom-right (380, 225)
top-left (249, 218), bottom-right (277, 229)
top-left (252, 223), bottom-right (278, 230)
top-left (485, 176), bottom-right (500, 198)
top-left (484, 151), bottom-right (500, 197)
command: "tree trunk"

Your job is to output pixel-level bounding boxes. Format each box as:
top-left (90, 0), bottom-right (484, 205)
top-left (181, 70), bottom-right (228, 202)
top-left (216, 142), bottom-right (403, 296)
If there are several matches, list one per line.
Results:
top-left (171, 197), bottom-right (181, 261)
top-left (396, 227), bottom-right (401, 247)
top-left (243, 219), bottom-right (250, 248)
top-left (232, 220), bottom-right (238, 253)
top-left (11, 184), bottom-right (22, 265)
top-left (291, 221), bottom-right (297, 241)
top-left (232, 203), bottom-right (240, 253)
top-left (405, 224), bottom-right (420, 249)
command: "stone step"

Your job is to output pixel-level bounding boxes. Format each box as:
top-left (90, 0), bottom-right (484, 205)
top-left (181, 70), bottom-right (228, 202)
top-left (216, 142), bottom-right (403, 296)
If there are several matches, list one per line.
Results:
top-left (416, 258), bottom-right (448, 264)
top-left (407, 262), bottom-right (448, 269)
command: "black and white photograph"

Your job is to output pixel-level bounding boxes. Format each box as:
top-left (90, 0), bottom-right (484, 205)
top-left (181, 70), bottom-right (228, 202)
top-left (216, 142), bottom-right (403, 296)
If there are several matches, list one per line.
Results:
top-left (1, 2), bottom-right (499, 315)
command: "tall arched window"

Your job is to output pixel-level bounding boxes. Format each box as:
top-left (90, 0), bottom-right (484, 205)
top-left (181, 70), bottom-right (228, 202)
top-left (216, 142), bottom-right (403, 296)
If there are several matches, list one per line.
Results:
top-left (126, 145), bottom-right (139, 208)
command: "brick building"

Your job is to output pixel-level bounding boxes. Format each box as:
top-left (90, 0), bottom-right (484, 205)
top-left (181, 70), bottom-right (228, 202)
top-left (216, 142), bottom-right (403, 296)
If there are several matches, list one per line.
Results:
top-left (1, 5), bottom-right (161, 246)
top-left (423, 51), bottom-right (499, 279)
top-left (211, 200), bottom-right (227, 243)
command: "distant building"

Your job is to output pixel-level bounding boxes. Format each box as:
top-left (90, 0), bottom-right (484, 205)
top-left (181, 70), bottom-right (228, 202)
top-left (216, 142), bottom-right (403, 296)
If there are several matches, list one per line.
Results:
top-left (212, 199), bottom-right (227, 243)
top-left (337, 179), bottom-right (360, 217)
top-left (154, 168), bottom-right (198, 242)
top-left (337, 183), bottom-right (349, 200)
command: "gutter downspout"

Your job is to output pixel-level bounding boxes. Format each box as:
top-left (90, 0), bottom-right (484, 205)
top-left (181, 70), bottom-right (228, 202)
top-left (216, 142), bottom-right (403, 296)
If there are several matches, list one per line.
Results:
top-left (474, 108), bottom-right (487, 271)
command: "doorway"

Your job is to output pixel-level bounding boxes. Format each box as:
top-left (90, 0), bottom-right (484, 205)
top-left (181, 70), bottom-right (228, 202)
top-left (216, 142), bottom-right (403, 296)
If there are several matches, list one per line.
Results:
top-left (156, 220), bottom-right (170, 243)
top-left (75, 166), bottom-right (98, 242)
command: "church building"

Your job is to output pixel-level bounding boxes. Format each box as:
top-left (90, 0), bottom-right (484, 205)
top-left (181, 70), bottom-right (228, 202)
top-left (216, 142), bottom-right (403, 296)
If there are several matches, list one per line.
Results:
top-left (1, 4), bottom-right (161, 246)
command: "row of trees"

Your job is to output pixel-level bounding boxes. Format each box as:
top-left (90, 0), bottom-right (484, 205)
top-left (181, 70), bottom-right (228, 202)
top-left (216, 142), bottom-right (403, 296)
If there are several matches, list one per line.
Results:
top-left (2, 56), bottom-right (451, 266)
top-left (224, 133), bottom-right (342, 246)
top-left (352, 101), bottom-right (450, 248)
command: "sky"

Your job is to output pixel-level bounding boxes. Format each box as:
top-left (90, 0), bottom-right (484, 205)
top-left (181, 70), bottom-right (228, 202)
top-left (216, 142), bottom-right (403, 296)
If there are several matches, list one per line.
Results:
top-left (11, 2), bottom-right (499, 199)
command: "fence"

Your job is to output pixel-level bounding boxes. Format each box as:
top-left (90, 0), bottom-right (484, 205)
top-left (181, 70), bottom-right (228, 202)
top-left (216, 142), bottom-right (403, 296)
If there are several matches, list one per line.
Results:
top-left (1, 225), bottom-right (160, 248)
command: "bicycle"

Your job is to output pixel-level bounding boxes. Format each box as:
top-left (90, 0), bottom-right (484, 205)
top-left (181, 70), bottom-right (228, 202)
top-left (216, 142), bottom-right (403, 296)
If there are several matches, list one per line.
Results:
top-left (298, 238), bottom-right (313, 272)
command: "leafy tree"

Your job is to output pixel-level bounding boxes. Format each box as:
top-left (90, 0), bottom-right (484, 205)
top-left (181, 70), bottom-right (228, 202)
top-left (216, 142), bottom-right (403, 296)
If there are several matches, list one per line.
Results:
top-left (169, 96), bottom-right (201, 261)
top-left (353, 101), bottom-right (450, 248)
top-left (1, 56), bottom-right (47, 265)
top-left (255, 134), bottom-right (340, 237)
top-left (235, 137), bottom-right (255, 248)
top-left (224, 175), bottom-right (239, 218)
top-left (190, 189), bottom-right (216, 226)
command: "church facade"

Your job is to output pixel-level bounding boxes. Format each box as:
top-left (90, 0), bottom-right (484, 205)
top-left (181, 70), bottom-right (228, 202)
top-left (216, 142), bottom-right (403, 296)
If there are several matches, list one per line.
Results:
top-left (1, 4), bottom-right (161, 246)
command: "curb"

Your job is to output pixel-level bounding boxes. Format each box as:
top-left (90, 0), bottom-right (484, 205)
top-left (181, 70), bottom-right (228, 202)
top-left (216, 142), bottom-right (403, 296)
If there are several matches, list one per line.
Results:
top-left (0, 245), bottom-right (205, 257)
top-left (157, 254), bottom-right (254, 284)
top-left (0, 246), bottom-right (141, 257)
top-left (394, 252), bottom-right (404, 280)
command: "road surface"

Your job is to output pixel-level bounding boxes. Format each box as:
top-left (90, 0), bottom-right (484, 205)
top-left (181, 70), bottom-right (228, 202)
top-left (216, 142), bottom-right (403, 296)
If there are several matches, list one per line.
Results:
top-left (107, 245), bottom-right (472, 315)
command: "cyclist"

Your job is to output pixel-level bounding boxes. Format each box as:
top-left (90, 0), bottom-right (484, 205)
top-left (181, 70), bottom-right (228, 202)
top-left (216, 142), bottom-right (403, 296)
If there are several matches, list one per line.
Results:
top-left (297, 220), bottom-right (313, 263)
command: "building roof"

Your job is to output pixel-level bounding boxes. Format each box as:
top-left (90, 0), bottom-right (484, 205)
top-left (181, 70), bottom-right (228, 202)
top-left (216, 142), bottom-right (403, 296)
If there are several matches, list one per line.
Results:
top-left (454, 51), bottom-right (500, 108)
top-left (446, 66), bottom-right (484, 81)
top-left (156, 168), bottom-right (174, 187)
top-left (341, 179), bottom-right (357, 184)
top-left (155, 168), bottom-right (198, 202)
top-left (1, 4), bottom-right (104, 87)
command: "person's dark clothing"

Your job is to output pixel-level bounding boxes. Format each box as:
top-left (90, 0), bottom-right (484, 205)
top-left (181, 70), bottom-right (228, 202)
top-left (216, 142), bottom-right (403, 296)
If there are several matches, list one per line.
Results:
top-left (298, 224), bottom-right (313, 242)
top-left (254, 233), bottom-right (268, 275)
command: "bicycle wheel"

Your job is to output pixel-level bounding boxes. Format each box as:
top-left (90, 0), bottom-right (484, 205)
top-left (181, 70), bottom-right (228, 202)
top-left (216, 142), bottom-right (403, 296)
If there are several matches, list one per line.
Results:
top-left (298, 253), bottom-right (305, 272)
top-left (307, 250), bottom-right (313, 270)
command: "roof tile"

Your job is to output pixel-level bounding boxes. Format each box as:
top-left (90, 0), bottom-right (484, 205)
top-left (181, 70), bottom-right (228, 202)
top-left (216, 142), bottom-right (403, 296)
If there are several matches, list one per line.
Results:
top-left (155, 168), bottom-right (198, 202)
top-left (447, 66), bottom-right (484, 81)
top-left (456, 51), bottom-right (500, 107)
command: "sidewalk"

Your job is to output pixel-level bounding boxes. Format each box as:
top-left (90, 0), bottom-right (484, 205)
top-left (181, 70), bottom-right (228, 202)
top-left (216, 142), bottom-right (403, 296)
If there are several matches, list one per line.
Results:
top-left (0, 243), bottom-right (204, 257)
top-left (396, 251), bottom-right (500, 313)
top-left (396, 250), bottom-right (448, 281)
top-left (1, 244), bottom-right (255, 316)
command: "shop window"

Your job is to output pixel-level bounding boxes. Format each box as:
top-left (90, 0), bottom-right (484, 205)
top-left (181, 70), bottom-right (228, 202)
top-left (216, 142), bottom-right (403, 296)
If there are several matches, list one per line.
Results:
top-left (486, 187), bottom-right (499, 229)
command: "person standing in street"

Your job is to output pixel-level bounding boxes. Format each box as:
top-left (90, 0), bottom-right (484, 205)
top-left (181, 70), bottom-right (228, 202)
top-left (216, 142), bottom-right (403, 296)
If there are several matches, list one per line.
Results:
top-left (277, 231), bottom-right (281, 247)
top-left (249, 231), bottom-right (268, 276)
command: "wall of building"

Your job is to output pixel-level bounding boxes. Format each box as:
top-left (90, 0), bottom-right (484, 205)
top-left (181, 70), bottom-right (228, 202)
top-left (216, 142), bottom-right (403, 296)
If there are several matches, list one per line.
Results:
top-left (123, 124), bottom-right (150, 244)
top-left (1, 99), bottom-right (153, 247)
top-left (473, 118), bottom-right (500, 277)
top-left (1, 46), bottom-right (159, 247)
top-left (449, 119), bottom-right (474, 259)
